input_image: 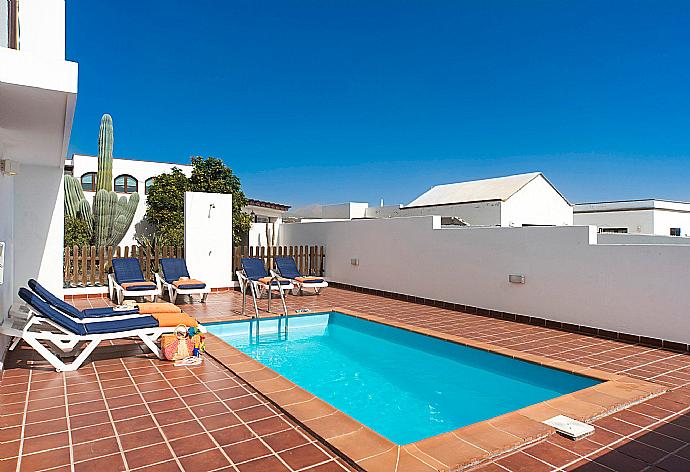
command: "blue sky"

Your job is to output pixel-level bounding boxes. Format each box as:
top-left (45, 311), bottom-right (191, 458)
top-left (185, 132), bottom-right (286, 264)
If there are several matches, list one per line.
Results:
top-left (66, 1), bottom-right (690, 207)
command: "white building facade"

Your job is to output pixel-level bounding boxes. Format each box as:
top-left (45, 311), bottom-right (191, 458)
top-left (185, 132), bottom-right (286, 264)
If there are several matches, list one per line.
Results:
top-left (404, 172), bottom-right (573, 227)
top-left (0, 0), bottom-right (78, 367)
top-left (67, 154), bottom-right (194, 245)
top-left (574, 200), bottom-right (690, 237)
top-left (67, 154), bottom-right (290, 246)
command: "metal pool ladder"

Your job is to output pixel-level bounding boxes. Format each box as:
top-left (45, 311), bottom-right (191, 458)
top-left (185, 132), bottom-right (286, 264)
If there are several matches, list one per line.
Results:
top-left (237, 272), bottom-right (289, 321)
top-left (266, 275), bottom-right (290, 319)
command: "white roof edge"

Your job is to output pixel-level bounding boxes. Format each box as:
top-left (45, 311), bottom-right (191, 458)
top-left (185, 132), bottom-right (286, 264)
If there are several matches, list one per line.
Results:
top-left (70, 153), bottom-right (193, 169)
top-left (574, 199), bottom-right (690, 213)
top-left (529, 173), bottom-right (572, 206)
top-left (405, 172), bottom-right (569, 208)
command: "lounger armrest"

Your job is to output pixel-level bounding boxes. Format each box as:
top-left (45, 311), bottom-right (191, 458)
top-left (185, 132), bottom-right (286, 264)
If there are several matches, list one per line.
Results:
top-left (107, 273), bottom-right (118, 294)
top-left (154, 272), bottom-right (166, 290)
top-left (236, 271), bottom-right (248, 294)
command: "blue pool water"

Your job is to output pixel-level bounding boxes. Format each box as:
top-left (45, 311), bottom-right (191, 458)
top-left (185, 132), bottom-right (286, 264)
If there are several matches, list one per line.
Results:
top-left (209, 312), bottom-right (599, 444)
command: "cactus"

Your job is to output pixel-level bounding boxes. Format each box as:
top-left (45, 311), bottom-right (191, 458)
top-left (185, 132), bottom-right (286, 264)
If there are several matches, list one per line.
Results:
top-left (96, 114), bottom-right (113, 192)
top-left (64, 175), bottom-right (84, 218)
top-left (77, 199), bottom-right (94, 238)
top-left (64, 114), bottom-right (139, 247)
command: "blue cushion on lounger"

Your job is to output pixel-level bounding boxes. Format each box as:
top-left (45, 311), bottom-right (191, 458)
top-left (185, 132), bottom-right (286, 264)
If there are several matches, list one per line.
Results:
top-left (241, 258), bottom-right (269, 281)
top-left (28, 279), bottom-right (83, 319)
top-left (111, 258), bottom-right (146, 284)
top-left (82, 315), bottom-right (158, 334)
top-left (18, 288), bottom-right (158, 336)
top-left (299, 278), bottom-right (325, 284)
top-left (82, 307), bottom-right (140, 317)
top-left (160, 258), bottom-right (190, 284)
top-left (28, 279), bottom-right (140, 319)
top-left (122, 283), bottom-right (157, 291)
top-left (19, 288), bottom-right (87, 335)
top-left (176, 283), bottom-right (207, 290)
top-left (275, 257), bottom-right (324, 283)
top-left (274, 257), bottom-right (302, 279)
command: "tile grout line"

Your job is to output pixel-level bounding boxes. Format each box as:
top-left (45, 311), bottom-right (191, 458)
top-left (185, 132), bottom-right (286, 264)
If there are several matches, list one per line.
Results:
top-left (616, 350), bottom-right (684, 378)
top-left (645, 361), bottom-right (690, 380)
top-left (62, 372), bottom-right (75, 472)
top-left (557, 401), bottom-right (690, 471)
top-left (92, 362), bottom-right (131, 471)
top-left (146, 360), bottom-right (241, 471)
top-left (182, 360), bottom-right (298, 472)
top-left (116, 358), bottom-right (186, 471)
top-left (14, 367), bottom-right (32, 472)
top-left (641, 440), bottom-right (690, 472)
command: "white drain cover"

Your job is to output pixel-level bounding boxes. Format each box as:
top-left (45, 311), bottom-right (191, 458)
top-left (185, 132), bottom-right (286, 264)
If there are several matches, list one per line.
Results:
top-left (543, 415), bottom-right (595, 440)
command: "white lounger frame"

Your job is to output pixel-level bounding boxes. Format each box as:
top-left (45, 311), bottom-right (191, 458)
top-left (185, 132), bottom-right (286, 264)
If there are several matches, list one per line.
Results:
top-left (108, 273), bottom-right (160, 305)
top-left (155, 272), bottom-right (210, 304)
top-left (0, 305), bottom-right (206, 372)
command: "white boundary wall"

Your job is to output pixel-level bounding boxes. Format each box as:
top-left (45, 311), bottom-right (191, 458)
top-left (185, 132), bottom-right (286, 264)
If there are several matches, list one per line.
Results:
top-left (279, 216), bottom-right (690, 344)
top-left (184, 192), bottom-right (233, 288)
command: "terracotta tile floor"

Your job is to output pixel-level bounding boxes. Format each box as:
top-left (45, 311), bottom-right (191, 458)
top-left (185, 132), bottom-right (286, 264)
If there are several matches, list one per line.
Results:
top-left (2, 287), bottom-right (690, 471)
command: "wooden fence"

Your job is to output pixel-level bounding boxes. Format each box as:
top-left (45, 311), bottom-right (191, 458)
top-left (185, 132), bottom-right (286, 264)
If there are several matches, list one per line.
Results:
top-left (63, 245), bottom-right (184, 288)
top-left (64, 244), bottom-right (325, 288)
top-left (233, 245), bottom-right (325, 277)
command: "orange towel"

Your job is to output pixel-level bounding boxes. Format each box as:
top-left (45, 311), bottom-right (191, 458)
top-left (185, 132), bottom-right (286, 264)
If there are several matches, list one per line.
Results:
top-left (151, 312), bottom-right (198, 328)
top-left (258, 276), bottom-right (290, 284)
top-left (135, 302), bottom-right (181, 314)
top-left (295, 276), bottom-right (323, 283)
top-left (121, 281), bottom-right (157, 290)
top-left (173, 278), bottom-right (205, 287)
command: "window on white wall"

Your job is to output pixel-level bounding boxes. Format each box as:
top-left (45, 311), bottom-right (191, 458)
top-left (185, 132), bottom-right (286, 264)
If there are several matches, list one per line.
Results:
top-left (114, 175), bottom-right (138, 194)
top-left (670, 228), bottom-right (681, 237)
top-left (598, 227), bottom-right (628, 234)
top-left (145, 177), bottom-right (155, 195)
top-left (81, 172), bottom-right (97, 191)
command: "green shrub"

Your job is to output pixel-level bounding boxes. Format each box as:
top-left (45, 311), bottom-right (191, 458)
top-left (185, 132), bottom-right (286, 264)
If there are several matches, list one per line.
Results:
top-left (64, 216), bottom-right (92, 247)
top-left (145, 157), bottom-right (251, 245)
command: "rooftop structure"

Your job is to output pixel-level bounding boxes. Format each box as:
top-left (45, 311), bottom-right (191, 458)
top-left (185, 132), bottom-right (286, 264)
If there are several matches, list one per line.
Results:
top-left (289, 172), bottom-right (574, 227)
top-left (406, 172), bottom-right (560, 207)
top-left (574, 199), bottom-right (690, 236)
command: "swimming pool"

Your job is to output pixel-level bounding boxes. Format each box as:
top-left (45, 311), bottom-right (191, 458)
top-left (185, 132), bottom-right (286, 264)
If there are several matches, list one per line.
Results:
top-left (209, 312), bottom-right (600, 445)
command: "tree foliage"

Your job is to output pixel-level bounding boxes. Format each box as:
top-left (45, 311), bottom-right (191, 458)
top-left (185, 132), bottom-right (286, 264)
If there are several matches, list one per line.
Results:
top-left (64, 216), bottom-right (92, 247)
top-left (145, 157), bottom-right (252, 245)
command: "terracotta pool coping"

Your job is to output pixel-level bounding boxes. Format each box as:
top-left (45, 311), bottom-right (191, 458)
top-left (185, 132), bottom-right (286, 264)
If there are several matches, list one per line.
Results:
top-left (204, 307), bottom-right (668, 472)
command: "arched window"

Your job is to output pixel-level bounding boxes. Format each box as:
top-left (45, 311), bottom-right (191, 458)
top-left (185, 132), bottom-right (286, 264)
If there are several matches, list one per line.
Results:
top-left (145, 177), bottom-right (155, 195)
top-left (80, 172), bottom-right (97, 191)
top-left (114, 174), bottom-right (138, 194)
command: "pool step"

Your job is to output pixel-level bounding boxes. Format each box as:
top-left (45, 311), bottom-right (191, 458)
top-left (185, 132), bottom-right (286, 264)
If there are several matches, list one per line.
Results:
top-left (543, 415), bottom-right (595, 440)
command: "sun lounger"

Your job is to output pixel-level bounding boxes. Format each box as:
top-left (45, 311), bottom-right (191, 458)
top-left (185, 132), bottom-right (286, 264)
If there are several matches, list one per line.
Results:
top-left (238, 258), bottom-right (294, 295)
top-left (274, 256), bottom-right (328, 295)
top-left (155, 258), bottom-right (210, 303)
top-left (0, 288), bottom-right (204, 372)
top-left (108, 258), bottom-right (160, 304)
top-left (236, 258), bottom-right (293, 316)
top-left (28, 279), bottom-right (140, 318)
